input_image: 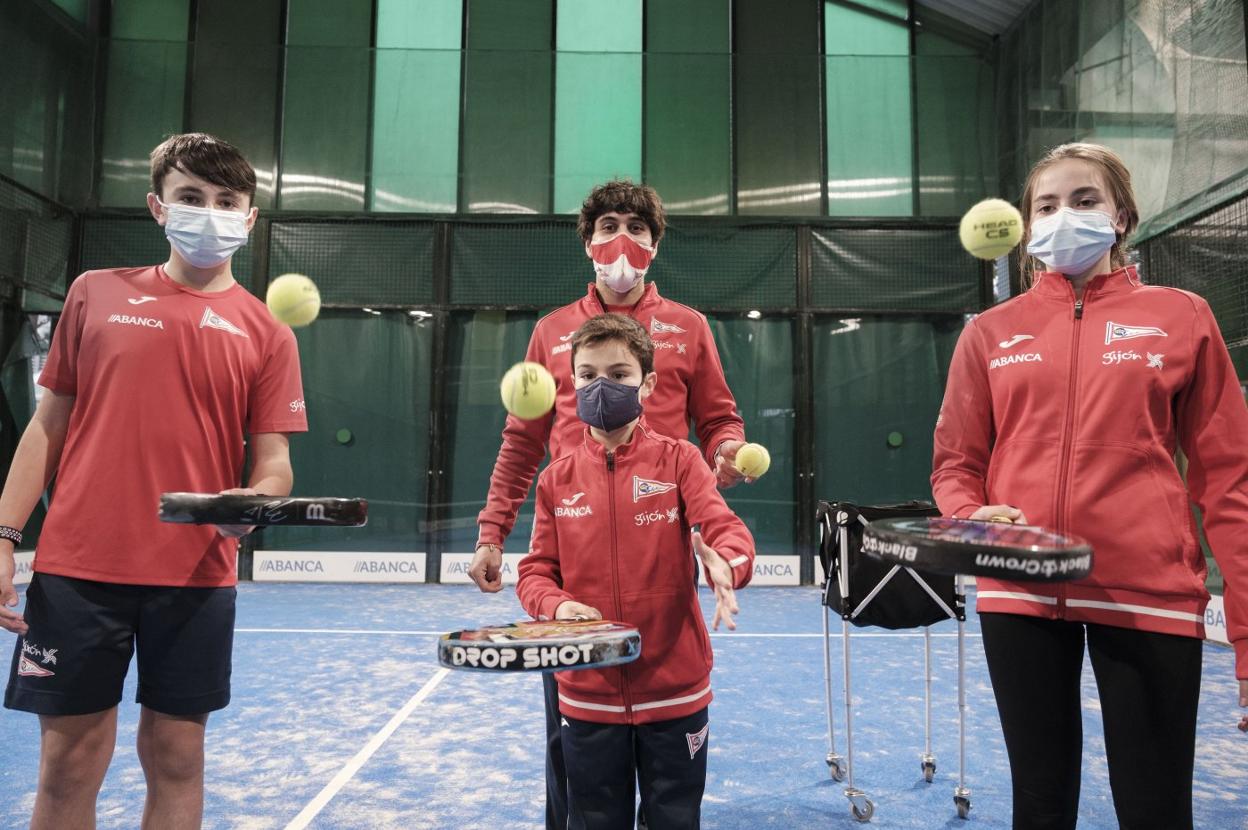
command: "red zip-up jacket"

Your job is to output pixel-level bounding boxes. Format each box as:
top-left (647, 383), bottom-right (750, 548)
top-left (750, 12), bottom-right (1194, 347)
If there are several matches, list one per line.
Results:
top-left (933, 267), bottom-right (1248, 678)
top-left (517, 425), bottom-right (754, 725)
top-left (477, 282), bottom-right (746, 548)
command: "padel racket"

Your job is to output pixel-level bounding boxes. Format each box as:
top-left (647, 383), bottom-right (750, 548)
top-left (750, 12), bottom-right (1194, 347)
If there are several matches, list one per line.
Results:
top-left (862, 517), bottom-right (1092, 582)
top-left (438, 620), bottom-right (641, 673)
top-left (158, 492), bottom-right (368, 526)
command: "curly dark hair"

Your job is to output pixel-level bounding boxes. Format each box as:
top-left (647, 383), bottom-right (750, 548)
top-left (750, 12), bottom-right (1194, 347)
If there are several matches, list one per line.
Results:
top-left (576, 180), bottom-right (666, 244)
top-left (570, 313), bottom-right (655, 376)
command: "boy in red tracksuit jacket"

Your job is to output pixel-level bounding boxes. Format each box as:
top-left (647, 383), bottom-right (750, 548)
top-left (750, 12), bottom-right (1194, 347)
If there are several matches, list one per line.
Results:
top-left (519, 314), bottom-right (754, 830)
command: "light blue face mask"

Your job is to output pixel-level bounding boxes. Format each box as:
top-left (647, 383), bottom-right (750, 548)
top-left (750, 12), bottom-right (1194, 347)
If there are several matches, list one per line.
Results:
top-left (158, 199), bottom-right (251, 269)
top-left (1025, 207), bottom-right (1118, 276)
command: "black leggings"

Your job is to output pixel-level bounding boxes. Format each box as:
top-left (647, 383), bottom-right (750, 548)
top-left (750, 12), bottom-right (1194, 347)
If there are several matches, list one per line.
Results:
top-left (979, 613), bottom-right (1202, 830)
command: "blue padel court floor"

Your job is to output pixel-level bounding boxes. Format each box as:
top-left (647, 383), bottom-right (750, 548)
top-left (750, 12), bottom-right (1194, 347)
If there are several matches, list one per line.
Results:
top-left (0, 584), bottom-right (1243, 829)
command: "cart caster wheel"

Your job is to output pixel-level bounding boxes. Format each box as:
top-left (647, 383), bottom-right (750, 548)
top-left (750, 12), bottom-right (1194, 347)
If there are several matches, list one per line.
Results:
top-left (825, 753), bottom-right (846, 782)
top-left (955, 794), bottom-right (972, 819)
top-left (846, 789), bottom-right (873, 823)
top-left (921, 760), bottom-right (936, 783)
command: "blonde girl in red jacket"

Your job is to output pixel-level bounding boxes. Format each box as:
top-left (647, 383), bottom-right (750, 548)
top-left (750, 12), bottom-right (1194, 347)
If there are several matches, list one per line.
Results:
top-left (933, 142), bottom-right (1248, 830)
top-left (519, 313), bottom-right (754, 830)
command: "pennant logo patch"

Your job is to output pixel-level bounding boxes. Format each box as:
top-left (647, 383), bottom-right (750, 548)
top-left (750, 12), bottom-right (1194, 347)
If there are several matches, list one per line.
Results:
top-left (200, 307), bottom-right (248, 337)
top-left (18, 656), bottom-right (54, 678)
top-left (633, 476), bottom-right (676, 502)
top-left (686, 723), bottom-right (709, 759)
top-left (651, 318), bottom-right (686, 335)
top-left (1105, 321), bottom-right (1166, 345)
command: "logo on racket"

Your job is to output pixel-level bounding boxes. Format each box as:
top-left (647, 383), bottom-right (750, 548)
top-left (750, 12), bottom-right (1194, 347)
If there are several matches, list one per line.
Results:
top-left (306, 504), bottom-right (327, 521)
top-left (633, 476), bottom-right (676, 502)
top-left (686, 723), bottom-right (709, 759)
top-left (1105, 321), bottom-right (1167, 345)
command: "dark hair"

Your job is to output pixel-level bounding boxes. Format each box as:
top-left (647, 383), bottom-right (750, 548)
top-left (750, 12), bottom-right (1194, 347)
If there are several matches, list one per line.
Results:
top-left (577, 180), bottom-right (666, 244)
top-left (570, 314), bottom-right (655, 376)
top-left (1019, 142), bottom-right (1139, 289)
top-left (150, 133), bottom-right (257, 203)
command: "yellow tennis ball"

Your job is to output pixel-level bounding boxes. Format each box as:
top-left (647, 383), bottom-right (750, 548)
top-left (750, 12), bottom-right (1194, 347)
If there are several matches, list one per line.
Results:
top-left (959, 198), bottom-right (1023, 260)
top-left (734, 443), bottom-right (771, 478)
top-left (500, 362), bottom-right (556, 420)
top-left (266, 273), bottom-right (321, 327)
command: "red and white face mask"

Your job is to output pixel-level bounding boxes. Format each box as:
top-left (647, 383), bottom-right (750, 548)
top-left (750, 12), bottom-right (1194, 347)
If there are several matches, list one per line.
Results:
top-left (589, 234), bottom-right (654, 294)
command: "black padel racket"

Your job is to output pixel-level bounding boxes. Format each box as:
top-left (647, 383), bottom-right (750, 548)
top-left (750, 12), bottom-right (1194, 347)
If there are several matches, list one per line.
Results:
top-left (158, 493), bottom-right (368, 526)
top-left (438, 620), bottom-right (641, 673)
top-left (861, 517), bottom-right (1092, 582)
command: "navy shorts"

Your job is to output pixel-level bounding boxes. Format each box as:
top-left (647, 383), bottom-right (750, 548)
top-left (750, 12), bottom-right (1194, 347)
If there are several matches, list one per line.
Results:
top-left (5, 573), bottom-right (236, 717)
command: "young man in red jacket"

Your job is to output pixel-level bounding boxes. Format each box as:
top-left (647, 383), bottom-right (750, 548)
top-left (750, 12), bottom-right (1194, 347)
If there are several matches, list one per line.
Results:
top-left (518, 313), bottom-right (753, 829)
top-left (470, 180), bottom-right (754, 828)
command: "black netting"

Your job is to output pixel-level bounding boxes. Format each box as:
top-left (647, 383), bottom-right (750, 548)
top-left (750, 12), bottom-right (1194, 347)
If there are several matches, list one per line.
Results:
top-left (0, 177), bottom-right (72, 298)
top-left (80, 215), bottom-right (255, 290)
top-left (1137, 193), bottom-right (1248, 350)
top-left (450, 220), bottom-right (587, 307)
top-left (269, 220), bottom-right (434, 306)
top-left (651, 223), bottom-right (796, 310)
top-left (810, 226), bottom-right (984, 311)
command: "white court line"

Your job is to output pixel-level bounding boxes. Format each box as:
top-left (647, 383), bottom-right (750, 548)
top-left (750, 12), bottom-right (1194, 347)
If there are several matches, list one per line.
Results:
top-left (284, 667), bottom-right (450, 830)
top-left (236, 627), bottom-right (978, 639)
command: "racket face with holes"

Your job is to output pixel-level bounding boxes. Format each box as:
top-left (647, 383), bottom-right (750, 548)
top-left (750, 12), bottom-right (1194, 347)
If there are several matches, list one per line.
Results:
top-left (158, 493), bottom-right (368, 526)
top-left (862, 516), bottom-right (1093, 582)
top-left (438, 620), bottom-right (641, 673)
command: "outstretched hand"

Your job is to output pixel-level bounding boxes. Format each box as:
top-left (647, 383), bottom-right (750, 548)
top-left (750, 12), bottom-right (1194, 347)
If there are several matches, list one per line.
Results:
top-left (692, 531), bottom-right (739, 631)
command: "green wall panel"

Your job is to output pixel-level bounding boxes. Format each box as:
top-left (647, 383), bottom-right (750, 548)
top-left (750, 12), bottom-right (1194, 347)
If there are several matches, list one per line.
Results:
top-left (553, 0), bottom-right (642, 213)
top-left (279, 0), bottom-right (371, 210)
top-left (813, 315), bottom-right (961, 505)
top-left (372, 0), bottom-right (462, 213)
top-left (263, 311), bottom-right (432, 551)
top-left (461, 0), bottom-right (552, 214)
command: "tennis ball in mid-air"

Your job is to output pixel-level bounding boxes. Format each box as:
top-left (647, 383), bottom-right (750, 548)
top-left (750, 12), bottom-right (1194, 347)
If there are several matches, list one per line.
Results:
top-left (500, 362), bottom-right (556, 420)
top-left (959, 198), bottom-right (1023, 260)
top-left (734, 443), bottom-right (771, 479)
top-left (266, 273), bottom-right (321, 327)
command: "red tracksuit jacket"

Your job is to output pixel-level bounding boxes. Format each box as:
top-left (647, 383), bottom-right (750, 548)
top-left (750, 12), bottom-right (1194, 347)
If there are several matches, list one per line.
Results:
top-left (933, 267), bottom-right (1248, 678)
top-left (477, 282), bottom-right (745, 548)
top-left (517, 425), bottom-right (755, 725)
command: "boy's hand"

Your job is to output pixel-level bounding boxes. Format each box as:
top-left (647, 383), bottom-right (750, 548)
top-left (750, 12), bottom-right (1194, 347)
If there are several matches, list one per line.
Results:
top-left (692, 531), bottom-right (739, 631)
top-left (713, 441), bottom-right (749, 488)
top-left (555, 601), bottom-right (602, 621)
top-left (214, 487), bottom-right (258, 538)
top-left (0, 545), bottom-right (27, 635)
top-left (470, 544), bottom-right (504, 593)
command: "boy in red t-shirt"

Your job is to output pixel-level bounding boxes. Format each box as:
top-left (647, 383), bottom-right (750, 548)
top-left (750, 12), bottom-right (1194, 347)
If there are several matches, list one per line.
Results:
top-left (0, 133), bottom-right (306, 828)
top-left (518, 314), bottom-right (753, 829)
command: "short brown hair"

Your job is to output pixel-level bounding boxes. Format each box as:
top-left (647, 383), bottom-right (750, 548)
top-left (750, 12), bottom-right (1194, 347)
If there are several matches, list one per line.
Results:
top-left (577, 180), bottom-right (666, 244)
top-left (570, 314), bottom-right (655, 376)
top-left (1019, 142), bottom-right (1139, 289)
top-left (150, 133), bottom-right (257, 203)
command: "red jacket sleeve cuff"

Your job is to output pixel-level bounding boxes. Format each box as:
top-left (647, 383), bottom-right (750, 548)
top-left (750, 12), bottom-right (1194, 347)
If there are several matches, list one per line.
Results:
top-left (476, 523), bottom-right (504, 549)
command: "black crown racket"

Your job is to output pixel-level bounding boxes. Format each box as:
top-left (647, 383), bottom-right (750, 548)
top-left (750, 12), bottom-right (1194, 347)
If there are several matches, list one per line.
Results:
top-left (861, 516), bottom-right (1092, 582)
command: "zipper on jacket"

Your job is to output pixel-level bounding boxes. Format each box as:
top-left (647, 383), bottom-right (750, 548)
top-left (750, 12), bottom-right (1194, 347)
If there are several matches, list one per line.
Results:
top-left (605, 450), bottom-right (633, 716)
top-left (1054, 293), bottom-right (1087, 613)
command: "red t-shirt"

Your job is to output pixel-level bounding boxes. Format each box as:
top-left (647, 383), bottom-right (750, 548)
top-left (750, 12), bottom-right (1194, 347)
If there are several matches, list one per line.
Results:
top-left (35, 266), bottom-right (308, 587)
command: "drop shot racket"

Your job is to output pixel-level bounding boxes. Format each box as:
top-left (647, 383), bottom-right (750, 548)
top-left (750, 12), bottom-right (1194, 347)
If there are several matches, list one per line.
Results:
top-left (861, 516), bottom-right (1092, 582)
top-left (438, 619), bottom-right (641, 673)
top-left (158, 492), bottom-right (368, 526)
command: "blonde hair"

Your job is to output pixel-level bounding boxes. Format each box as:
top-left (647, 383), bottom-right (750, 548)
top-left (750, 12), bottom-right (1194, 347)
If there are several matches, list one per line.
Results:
top-left (1019, 143), bottom-right (1139, 289)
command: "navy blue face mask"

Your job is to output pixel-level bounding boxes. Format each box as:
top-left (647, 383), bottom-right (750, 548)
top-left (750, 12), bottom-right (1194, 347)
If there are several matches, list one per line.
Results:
top-left (575, 377), bottom-right (643, 431)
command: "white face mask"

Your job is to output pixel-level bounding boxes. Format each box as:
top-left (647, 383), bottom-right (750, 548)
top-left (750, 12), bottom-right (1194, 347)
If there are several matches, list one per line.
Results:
top-left (1025, 207), bottom-right (1118, 276)
top-left (158, 199), bottom-right (251, 269)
